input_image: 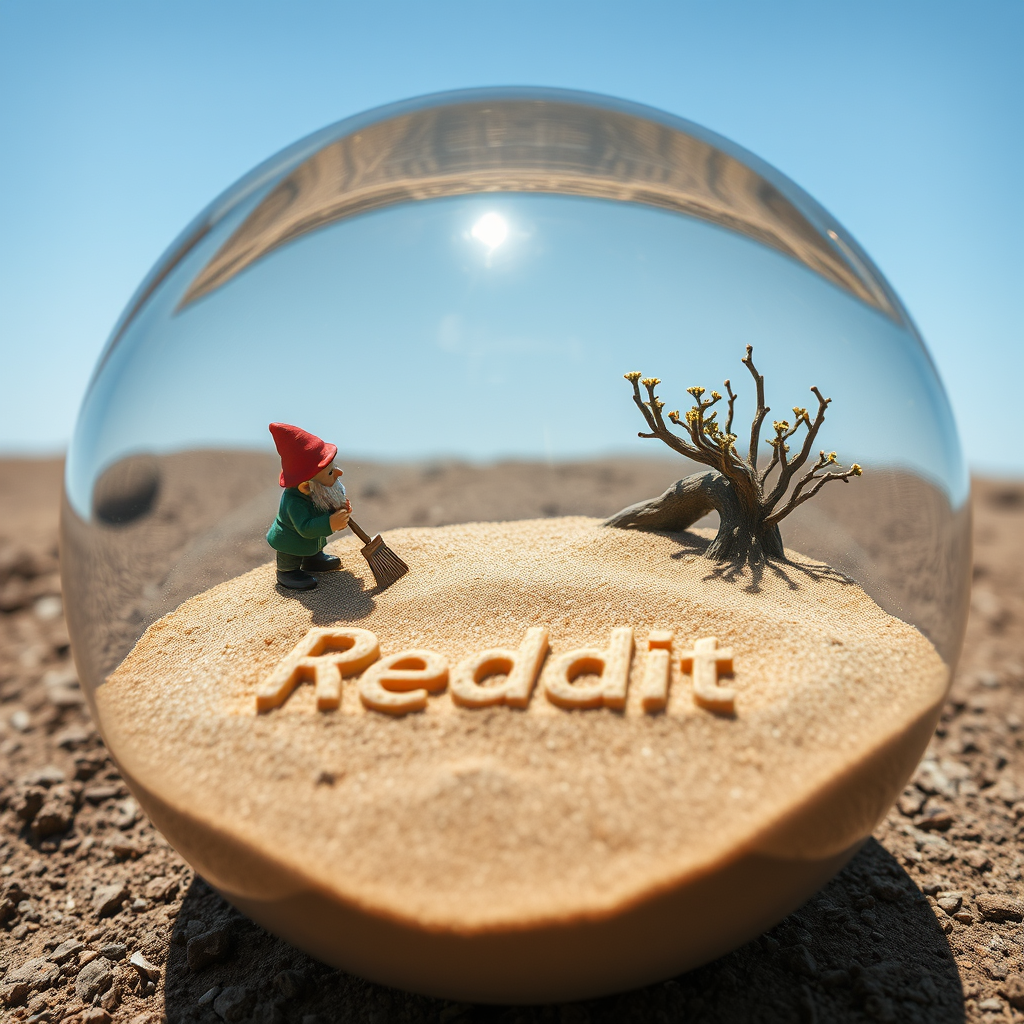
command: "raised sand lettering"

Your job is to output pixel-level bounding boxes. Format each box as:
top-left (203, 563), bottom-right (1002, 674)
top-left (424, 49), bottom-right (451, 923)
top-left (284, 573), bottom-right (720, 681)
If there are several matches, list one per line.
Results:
top-left (640, 630), bottom-right (673, 712)
top-left (543, 627), bottom-right (634, 710)
top-left (256, 627), bottom-right (380, 711)
top-left (680, 636), bottom-right (735, 714)
top-left (257, 626), bottom-right (741, 715)
top-left (358, 650), bottom-right (450, 715)
top-left (451, 627), bottom-right (550, 708)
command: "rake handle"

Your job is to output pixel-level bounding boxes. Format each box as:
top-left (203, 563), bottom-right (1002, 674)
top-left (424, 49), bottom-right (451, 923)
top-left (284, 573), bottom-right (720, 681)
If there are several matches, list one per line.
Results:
top-left (346, 517), bottom-right (372, 545)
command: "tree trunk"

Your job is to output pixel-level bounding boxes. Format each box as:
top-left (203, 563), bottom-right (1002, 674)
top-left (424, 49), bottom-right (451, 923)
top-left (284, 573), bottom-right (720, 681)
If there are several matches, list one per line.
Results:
top-left (602, 470), bottom-right (785, 566)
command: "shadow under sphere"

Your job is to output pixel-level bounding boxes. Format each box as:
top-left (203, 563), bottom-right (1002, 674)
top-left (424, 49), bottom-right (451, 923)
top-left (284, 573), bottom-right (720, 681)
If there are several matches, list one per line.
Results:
top-left (162, 840), bottom-right (963, 1022)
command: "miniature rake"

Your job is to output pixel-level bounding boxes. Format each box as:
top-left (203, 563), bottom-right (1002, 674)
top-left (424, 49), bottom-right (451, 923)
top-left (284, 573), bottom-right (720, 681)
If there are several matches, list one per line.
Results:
top-left (347, 518), bottom-right (409, 589)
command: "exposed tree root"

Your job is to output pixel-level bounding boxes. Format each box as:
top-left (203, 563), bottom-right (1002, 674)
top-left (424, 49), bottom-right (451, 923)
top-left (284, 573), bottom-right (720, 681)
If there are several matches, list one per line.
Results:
top-left (603, 469), bottom-right (784, 566)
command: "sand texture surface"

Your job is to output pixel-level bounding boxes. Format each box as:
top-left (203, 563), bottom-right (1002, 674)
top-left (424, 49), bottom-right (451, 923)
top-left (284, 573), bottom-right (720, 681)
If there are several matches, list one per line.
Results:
top-left (98, 517), bottom-right (945, 932)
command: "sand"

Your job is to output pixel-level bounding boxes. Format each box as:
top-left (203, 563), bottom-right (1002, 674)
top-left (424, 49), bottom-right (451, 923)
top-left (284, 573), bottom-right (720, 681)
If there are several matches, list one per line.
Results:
top-left (97, 516), bottom-right (947, 935)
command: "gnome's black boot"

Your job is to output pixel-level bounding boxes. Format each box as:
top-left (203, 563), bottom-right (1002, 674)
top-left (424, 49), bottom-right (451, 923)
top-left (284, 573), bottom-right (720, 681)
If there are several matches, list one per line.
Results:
top-left (277, 568), bottom-right (318, 590)
top-left (301, 552), bottom-right (341, 572)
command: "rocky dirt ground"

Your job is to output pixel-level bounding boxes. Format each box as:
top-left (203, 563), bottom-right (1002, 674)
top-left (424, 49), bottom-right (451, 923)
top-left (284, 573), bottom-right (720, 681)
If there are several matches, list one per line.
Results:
top-left (1, 460), bottom-right (1023, 1024)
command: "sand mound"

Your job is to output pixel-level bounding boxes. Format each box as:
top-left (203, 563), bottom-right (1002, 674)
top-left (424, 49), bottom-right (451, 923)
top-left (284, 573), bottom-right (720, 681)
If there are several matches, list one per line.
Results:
top-left (98, 517), bottom-right (946, 931)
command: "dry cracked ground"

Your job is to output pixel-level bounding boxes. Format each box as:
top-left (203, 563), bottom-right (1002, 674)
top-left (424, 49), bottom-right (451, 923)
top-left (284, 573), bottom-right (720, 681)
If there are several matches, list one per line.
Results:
top-left (2, 459), bottom-right (1024, 1024)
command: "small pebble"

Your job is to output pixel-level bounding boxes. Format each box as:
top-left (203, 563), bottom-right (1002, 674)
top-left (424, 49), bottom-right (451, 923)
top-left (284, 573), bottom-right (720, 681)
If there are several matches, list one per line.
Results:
top-left (988, 959), bottom-right (1009, 981)
top-left (897, 788), bottom-right (927, 816)
top-left (75, 957), bottom-right (114, 1001)
top-left (129, 950), bottom-right (161, 981)
top-left (92, 881), bottom-right (128, 918)
top-left (273, 969), bottom-right (306, 999)
top-left (187, 926), bottom-right (231, 972)
top-left (114, 798), bottom-right (139, 829)
top-left (937, 893), bottom-right (963, 915)
top-left (33, 596), bottom-right (63, 622)
top-left (26, 766), bottom-right (65, 787)
top-left (916, 808), bottom-right (955, 831)
top-left (963, 848), bottom-right (993, 872)
top-left (214, 985), bottom-right (254, 1021)
top-left (1001, 973), bottom-right (1024, 1009)
top-left (83, 784), bottom-right (123, 803)
top-left (258, 1005), bottom-right (287, 1024)
top-left (5, 956), bottom-right (60, 989)
top-left (976, 893), bottom-right (1024, 922)
top-left (10, 710), bottom-right (32, 733)
top-left (144, 876), bottom-right (178, 901)
top-left (55, 725), bottom-right (93, 749)
top-left (198, 985), bottom-right (222, 1006)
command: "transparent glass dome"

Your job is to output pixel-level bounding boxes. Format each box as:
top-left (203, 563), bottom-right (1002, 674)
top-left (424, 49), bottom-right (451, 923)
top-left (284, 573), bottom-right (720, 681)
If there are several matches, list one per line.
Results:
top-left (61, 89), bottom-right (971, 1001)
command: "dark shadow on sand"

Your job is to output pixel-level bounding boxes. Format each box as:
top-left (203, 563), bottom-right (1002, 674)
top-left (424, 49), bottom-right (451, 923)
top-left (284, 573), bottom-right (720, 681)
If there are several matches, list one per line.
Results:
top-left (661, 528), bottom-right (856, 595)
top-left (162, 840), bottom-right (963, 1024)
top-left (701, 555), bottom-right (857, 596)
top-left (274, 568), bottom-right (377, 624)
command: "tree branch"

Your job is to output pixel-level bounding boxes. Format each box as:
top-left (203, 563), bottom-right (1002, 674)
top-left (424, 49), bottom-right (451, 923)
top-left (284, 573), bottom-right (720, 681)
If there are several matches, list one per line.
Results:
top-left (723, 379), bottom-right (737, 436)
top-left (783, 448), bottom-right (831, 508)
top-left (625, 373), bottom-right (743, 476)
top-left (764, 459), bottom-right (863, 527)
top-left (764, 386), bottom-right (831, 509)
top-left (760, 409), bottom-right (808, 487)
top-left (625, 372), bottom-right (659, 434)
top-left (742, 346), bottom-right (769, 472)
top-left (759, 444), bottom-right (781, 487)
top-left (624, 373), bottom-right (702, 461)
top-left (683, 386), bottom-right (723, 461)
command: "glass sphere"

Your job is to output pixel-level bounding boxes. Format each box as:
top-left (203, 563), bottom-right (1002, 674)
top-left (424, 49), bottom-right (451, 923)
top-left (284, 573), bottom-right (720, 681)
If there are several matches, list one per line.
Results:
top-left (61, 89), bottom-right (970, 1001)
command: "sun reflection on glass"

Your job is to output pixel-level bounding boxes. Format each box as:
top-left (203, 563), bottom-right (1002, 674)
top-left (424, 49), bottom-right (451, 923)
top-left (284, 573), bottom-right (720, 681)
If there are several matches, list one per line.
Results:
top-left (471, 212), bottom-right (508, 251)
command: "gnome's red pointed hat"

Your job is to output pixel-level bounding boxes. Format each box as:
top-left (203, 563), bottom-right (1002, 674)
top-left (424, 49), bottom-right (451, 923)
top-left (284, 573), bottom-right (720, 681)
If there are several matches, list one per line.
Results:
top-left (269, 423), bottom-right (338, 488)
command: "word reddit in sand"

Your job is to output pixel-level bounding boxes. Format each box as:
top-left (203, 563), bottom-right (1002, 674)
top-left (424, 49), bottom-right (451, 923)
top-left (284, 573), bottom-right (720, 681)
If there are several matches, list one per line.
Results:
top-left (255, 625), bottom-right (738, 716)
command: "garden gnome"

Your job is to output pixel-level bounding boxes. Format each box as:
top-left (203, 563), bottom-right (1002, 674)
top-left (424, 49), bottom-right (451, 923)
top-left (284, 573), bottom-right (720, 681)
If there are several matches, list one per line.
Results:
top-left (267, 422), bottom-right (351, 591)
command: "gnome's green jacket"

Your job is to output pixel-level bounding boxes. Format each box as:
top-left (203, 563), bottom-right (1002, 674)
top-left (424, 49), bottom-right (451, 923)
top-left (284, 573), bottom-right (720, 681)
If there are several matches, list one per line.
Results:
top-left (266, 488), bottom-right (334, 557)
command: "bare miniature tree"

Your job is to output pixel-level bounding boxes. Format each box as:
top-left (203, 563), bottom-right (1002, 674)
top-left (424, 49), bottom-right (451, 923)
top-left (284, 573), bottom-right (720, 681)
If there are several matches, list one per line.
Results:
top-left (604, 345), bottom-right (862, 566)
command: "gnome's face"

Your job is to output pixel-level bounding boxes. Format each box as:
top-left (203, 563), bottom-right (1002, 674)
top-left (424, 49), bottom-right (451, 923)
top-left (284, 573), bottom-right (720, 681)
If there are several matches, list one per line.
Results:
top-left (304, 463), bottom-right (347, 511)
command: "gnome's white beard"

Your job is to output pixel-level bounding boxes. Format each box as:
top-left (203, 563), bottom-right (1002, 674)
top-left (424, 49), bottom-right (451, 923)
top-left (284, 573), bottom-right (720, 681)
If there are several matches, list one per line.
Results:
top-left (308, 477), bottom-right (347, 512)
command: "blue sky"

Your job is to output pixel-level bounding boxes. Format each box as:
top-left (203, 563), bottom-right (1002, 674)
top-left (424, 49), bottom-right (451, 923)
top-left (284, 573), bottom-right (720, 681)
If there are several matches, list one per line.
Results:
top-left (1, 0), bottom-right (1021, 473)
